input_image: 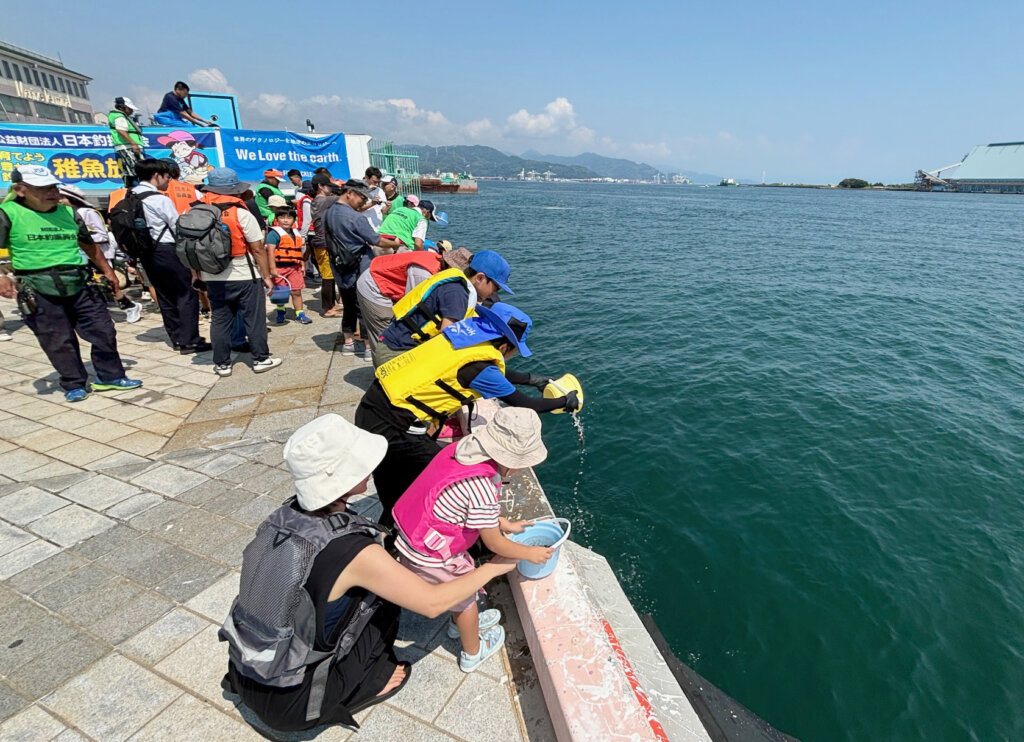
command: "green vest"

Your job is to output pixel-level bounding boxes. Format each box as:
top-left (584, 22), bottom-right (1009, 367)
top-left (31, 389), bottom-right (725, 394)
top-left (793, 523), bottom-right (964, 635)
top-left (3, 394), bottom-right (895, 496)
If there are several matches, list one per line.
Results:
top-left (379, 205), bottom-right (425, 248)
top-left (107, 110), bottom-right (144, 148)
top-left (254, 182), bottom-right (284, 221)
top-left (0, 200), bottom-right (84, 272)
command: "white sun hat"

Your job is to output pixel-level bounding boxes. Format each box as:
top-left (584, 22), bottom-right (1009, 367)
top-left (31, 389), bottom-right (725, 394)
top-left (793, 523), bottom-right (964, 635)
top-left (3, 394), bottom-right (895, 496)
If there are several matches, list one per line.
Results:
top-left (283, 414), bottom-right (387, 511)
top-left (455, 407), bottom-right (547, 470)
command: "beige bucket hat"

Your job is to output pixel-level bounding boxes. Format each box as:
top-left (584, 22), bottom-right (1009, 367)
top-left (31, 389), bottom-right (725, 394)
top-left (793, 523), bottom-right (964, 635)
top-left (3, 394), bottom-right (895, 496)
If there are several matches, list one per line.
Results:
top-left (455, 407), bottom-right (547, 470)
top-left (283, 414), bottom-right (387, 511)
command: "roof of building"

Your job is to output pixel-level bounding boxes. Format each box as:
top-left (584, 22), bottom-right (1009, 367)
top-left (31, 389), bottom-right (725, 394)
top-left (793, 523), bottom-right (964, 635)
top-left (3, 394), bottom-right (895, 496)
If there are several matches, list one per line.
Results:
top-left (0, 40), bottom-right (91, 81)
top-left (948, 142), bottom-right (1024, 182)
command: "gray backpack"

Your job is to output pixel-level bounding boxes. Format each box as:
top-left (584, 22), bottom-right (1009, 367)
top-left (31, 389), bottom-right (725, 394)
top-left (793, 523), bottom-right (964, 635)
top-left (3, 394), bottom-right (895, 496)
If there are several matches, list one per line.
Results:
top-left (175, 203), bottom-right (235, 274)
top-left (219, 500), bottom-right (385, 723)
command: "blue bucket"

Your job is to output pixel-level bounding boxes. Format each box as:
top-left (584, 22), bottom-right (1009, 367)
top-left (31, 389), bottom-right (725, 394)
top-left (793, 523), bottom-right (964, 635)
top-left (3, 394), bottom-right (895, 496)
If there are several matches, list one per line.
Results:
top-left (267, 276), bottom-right (291, 305)
top-left (506, 518), bottom-right (572, 579)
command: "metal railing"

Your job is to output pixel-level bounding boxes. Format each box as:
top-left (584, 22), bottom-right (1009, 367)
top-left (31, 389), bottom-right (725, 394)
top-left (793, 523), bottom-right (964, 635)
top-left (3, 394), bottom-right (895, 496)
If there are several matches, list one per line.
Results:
top-left (368, 138), bottom-right (420, 197)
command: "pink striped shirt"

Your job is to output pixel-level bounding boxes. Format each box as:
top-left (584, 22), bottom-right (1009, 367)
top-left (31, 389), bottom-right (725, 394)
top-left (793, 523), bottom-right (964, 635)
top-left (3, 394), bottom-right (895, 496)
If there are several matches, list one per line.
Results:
top-left (395, 474), bottom-right (501, 567)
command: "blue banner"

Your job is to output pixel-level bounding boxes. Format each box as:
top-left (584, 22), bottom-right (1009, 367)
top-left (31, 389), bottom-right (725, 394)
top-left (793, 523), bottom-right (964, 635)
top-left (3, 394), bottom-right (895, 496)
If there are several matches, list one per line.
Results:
top-left (0, 124), bottom-right (221, 190)
top-left (219, 129), bottom-right (350, 182)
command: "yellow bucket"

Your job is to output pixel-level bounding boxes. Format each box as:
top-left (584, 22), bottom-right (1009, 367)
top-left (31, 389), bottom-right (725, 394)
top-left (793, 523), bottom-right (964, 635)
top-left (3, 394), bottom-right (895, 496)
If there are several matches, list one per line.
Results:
top-left (543, 373), bottom-right (583, 414)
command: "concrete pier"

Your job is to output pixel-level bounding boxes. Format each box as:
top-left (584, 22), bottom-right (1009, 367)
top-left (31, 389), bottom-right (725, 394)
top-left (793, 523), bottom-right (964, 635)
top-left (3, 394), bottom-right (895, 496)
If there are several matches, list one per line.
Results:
top-left (0, 286), bottom-right (712, 741)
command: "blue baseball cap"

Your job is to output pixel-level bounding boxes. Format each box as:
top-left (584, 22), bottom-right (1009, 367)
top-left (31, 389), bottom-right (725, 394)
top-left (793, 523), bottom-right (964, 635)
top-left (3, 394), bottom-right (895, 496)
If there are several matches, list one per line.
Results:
top-left (469, 250), bottom-right (513, 294)
top-left (476, 303), bottom-right (532, 357)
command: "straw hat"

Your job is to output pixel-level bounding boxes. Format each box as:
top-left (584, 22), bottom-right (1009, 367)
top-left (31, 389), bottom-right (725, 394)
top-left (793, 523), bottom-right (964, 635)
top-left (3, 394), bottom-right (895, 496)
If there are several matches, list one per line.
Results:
top-left (455, 407), bottom-right (547, 469)
top-left (283, 414), bottom-right (387, 511)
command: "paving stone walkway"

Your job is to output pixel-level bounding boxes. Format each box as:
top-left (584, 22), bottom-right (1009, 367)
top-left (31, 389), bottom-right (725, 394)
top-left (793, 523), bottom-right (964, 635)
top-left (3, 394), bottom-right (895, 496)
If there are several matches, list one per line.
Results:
top-left (0, 292), bottom-right (549, 741)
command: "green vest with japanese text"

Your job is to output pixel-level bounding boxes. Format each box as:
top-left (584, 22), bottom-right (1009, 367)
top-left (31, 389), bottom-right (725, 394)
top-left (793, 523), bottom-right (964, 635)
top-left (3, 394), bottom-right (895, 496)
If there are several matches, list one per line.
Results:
top-left (254, 181), bottom-right (284, 222)
top-left (0, 200), bottom-right (84, 271)
top-left (378, 205), bottom-right (424, 249)
top-left (107, 110), bottom-right (144, 148)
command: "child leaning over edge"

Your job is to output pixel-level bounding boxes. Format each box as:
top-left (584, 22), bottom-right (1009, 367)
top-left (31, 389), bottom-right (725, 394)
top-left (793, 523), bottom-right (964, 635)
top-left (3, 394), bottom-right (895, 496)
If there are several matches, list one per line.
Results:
top-left (267, 206), bottom-right (312, 324)
top-left (392, 407), bottom-right (554, 672)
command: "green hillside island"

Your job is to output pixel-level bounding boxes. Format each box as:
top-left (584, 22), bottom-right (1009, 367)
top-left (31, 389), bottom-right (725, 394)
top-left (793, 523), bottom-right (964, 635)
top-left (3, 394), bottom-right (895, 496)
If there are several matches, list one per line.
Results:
top-left (404, 144), bottom-right (716, 182)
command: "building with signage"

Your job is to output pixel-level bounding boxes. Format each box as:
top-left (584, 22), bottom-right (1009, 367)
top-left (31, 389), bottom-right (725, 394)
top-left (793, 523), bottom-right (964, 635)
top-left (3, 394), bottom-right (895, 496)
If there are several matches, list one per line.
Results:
top-left (0, 40), bottom-right (93, 125)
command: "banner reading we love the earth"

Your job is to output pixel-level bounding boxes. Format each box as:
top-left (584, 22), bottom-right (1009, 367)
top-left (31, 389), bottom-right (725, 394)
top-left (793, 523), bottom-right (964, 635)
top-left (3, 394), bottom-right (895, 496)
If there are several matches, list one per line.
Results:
top-left (0, 124), bottom-right (221, 190)
top-left (219, 129), bottom-right (350, 182)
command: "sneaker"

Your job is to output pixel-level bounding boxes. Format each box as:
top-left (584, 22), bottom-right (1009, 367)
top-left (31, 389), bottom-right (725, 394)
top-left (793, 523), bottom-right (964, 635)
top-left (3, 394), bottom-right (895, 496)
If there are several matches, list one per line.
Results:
top-left (0, 328), bottom-right (10, 342)
top-left (214, 364), bottom-right (233, 377)
top-left (459, 625), bottom-right (505, 673)
top-left (275, 308), bottom-right (286, 324)
top-left (64, 387), bottom-right (89, 403)
top-left (91, 377), bottom-right (143, 392)
top-left (124, 303), bottom-right (142, 323)
top-left (341, 341), bottom-right (356, 355)
top-left (354, 340), bottom-right (367, 355)
top-left (253, 357), bottom-right (283, 373)
top-left (362, 348), bottom-right (374, 363)
top-left (179, 341), bottom-right (213, 355)
top-left (447, 609), bottom-right (502, 640)
top-left (297, 312), bottom-right (313, 325)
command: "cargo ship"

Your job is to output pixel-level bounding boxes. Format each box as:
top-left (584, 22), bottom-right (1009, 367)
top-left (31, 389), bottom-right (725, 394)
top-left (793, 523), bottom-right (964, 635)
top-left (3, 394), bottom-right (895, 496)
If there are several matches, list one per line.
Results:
top-left (421, 171), bottom-right (478, 194)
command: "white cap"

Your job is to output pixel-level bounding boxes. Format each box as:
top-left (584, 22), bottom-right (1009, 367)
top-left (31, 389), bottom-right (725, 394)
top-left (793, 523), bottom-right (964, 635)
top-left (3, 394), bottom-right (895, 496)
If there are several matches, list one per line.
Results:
top-left (115, 96), bottom-right (137, 110)
top-left (283, 414), bottom-right (387, 511)
top-left (12, 165), bottom-right (61, 187)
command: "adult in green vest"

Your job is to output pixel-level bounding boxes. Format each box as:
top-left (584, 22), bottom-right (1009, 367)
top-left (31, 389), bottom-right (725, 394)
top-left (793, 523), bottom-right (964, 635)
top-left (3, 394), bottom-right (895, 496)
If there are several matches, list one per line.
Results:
top-left (108, 97), bottom-right (146, 187)
top-left (254, 169), bottom-right (285, 224)
top-left (378, 200), bottom-right (432, 250)
top-left (0, 165), bottom-right (142, 403)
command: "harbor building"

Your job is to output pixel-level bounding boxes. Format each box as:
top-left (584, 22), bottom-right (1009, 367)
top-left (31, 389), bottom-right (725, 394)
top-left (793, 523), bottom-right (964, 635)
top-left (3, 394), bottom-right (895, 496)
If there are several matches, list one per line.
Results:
top-left (917, 141), bottom-right (1024, 193)
top-left (0, 40), bottom-right (93, 125)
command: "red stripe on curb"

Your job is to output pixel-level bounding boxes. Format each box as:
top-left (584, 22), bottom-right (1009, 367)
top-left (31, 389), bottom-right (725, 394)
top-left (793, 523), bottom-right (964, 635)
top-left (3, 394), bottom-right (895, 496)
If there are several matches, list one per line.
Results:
top-left (601, 620), bottom-right (670, 742)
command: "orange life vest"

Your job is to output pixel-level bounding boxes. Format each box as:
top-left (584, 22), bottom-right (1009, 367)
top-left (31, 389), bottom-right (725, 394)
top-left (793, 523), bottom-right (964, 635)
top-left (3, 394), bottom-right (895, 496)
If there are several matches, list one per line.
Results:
top-left (295, 192), bottom-right (311, 231)
top-left (203, 193), bottom-right (248, 257)
top-left (271, 226), bottom-right (304, 265)
top-left (369, 251), bottom-right (443, 302)
top-left (108, 188), bottom-right (127, 211)
top-left (167, 180), bottom-right (202, 215)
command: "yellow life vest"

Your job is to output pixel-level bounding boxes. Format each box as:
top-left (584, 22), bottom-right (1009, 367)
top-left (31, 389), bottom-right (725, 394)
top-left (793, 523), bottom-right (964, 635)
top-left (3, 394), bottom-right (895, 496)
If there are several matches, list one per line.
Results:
top-left (376, 333), bottom-right (506, 423)
top-left (390, 268), bottom-right (475, 343)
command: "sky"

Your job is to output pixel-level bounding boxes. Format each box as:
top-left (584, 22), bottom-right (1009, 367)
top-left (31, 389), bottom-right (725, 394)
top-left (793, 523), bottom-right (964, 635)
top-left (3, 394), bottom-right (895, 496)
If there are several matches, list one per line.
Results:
top-left (5, 1), bottom-right (1024, 183)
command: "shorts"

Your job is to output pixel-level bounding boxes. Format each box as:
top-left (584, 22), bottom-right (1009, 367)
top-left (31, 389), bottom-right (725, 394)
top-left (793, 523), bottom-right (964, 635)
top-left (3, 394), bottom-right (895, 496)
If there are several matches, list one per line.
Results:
top-left (313, 246), bottom-right (333, 281)
top-left (275, 262), bottom-right (305, 292)
top-left (397, 551), bottom-right (478, 612)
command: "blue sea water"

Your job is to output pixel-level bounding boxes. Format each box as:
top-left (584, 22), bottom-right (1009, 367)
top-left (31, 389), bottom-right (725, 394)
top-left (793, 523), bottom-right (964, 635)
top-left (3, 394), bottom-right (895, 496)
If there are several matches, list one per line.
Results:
top-left (443, 181), bottom-right (1024, 742)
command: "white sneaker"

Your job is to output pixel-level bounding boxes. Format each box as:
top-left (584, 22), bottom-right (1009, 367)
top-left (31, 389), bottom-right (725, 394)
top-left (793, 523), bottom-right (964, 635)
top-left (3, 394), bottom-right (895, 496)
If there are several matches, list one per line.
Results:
top-left (447, 608), bottom-right (501, 639)
top-left (124, 303), bottom-right (142, 323)
top-left (253, 357), bottom-right (283, 373)
top-left (214, 364), bottom-right (233, 377)
top-left (0, 329), bottom-right (10, 342)
top-left (459, 625), bottom-right (505, 673)
top-left (340, 341), bottom-right (355, 355)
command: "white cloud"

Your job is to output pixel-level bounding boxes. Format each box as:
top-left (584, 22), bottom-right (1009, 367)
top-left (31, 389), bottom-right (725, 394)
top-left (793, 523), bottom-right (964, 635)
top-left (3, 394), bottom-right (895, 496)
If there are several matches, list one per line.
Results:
top-left (188, 68), bottom-right (235, 95)
top-left (506, 97), bottom-right (579, 138)
top-left (170, 69), bottom-right (674, 168)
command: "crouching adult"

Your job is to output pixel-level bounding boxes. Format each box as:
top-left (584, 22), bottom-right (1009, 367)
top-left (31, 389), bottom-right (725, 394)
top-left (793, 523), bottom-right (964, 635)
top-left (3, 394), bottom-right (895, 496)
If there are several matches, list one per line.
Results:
top-left (220, 414), bottom-right (516, 733)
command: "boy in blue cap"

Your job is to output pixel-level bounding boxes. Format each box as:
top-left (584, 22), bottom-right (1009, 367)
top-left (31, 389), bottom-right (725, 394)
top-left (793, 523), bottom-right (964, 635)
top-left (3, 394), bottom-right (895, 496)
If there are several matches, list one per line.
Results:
top-left (355, 302), bottom-right (579, 526)
top-left (374, 249), bottom-right (514, 367)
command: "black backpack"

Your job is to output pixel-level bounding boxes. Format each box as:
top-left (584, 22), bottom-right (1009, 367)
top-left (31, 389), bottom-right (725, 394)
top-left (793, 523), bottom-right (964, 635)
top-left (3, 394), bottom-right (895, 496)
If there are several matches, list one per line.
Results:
top-left (109, 190), bottom-right (166, 258)
top-left (174, 203), bottom-right (236, 275)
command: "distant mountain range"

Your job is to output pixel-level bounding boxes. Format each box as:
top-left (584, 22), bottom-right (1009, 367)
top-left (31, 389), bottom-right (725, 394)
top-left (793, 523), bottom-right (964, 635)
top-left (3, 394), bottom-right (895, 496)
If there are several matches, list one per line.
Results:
top-left (404, 145), bottom-right (598, 180)
top-left (521, 150), bottom-right (659, 181)
top-left (404, 144), bottom-right (724, 183)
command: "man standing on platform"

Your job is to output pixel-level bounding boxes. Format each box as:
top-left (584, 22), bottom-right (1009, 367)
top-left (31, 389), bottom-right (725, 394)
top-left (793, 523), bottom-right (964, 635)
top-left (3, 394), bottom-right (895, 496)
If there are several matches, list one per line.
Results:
top-left (0, 165), bottom-right (142, 402)
top-left (108, 97), bottom-right (145, 187)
